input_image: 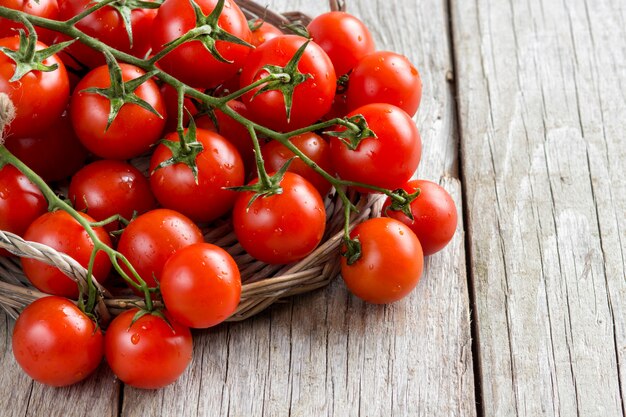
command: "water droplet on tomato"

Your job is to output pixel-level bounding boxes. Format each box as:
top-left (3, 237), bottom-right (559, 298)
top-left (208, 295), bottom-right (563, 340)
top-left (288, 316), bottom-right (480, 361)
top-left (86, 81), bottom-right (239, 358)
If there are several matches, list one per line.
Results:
top-left (131, 333), bottom-right (140, 344)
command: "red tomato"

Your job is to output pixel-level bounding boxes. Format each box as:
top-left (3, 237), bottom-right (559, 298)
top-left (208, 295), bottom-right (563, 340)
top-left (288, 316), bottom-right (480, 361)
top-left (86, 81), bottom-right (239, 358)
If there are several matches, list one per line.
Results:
top-left (341, 217), bottom-right (423, 304)
top-left (150, 128), bottom-right (244, 223)
top-left (152, 0), bottom-right (252, 88)
top-left (307, 11), bottom-right (375, 76)
top-left (70, 63), bottom-right (166, 160)
top-left (12, 296), bottom-right (104, 386)
top-left (232, 172), bottom-right (326, 264)
top-left (383, 179), bottom-right (457, 256)
top-left (0, 36), bottom-right (69, 138)
top-left (4, 111), bottom-right (88, 182)
top-left (0, 164), bottom-right (47, 256)
top-left (161, 242), bottom-right (241, 328)
top-left (117, 209), bottom-right (204, 288)
top-left (329, 103), bottom-right (421, 192)
top-left (58, 0), bottom-right (158, 68)
top-left (250, 19), bottom-right (282, 47)
top-left (104, 308), bottom-right (192, 389)
top-left (21, 211), bottom-right (112, 298)
top-left (0, 0), bottom-right (59, 44)
top-left (69, 160), bottom-right (156, 232)
top-left (346, 51), bottom-right (422, 117)
top-left (240, 35), bottom-right (336, 132)
top-left (261, 132), bottom-right (333, 196)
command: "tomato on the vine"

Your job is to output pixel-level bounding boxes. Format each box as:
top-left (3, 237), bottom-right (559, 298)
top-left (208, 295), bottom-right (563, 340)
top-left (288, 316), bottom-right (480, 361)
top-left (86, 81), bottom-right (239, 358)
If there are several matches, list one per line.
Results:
top-left (104, 309), bottom-right (192, 389)
top-left (21, 211), bottom-right (112, 298)
top-left (341, 217), bottom-right (423, 304)
top-left (12, 296), bottom-right (104, 387)
top-left (161, 242), bottom-right (241, 328)
top-left (249, 19), bottom-right (282, 47)
top-left (0, 0), bottom-right (59, 45)
top-left (160, 82), bottom-right (198, 133)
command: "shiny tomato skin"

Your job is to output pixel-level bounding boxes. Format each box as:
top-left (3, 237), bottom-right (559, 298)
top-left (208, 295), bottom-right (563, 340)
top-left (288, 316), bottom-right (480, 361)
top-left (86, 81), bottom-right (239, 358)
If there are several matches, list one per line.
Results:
top-left (116, 209), bottom-right (204, 288)
top-left (104, 308), bottom-right (193, 389)
top-left (69, 160), bottom-right (157, 232)
top-left (307, 11), bottom-right (375, 76)
top-left (383, 179), bottom-right (457, 256)
top-left (70, 63), bottom-right (166, 160)
top-left (149, 128), bottom-right (245, 223)
top-left (21, 211), bottom-right (112, 298)
top-left (0, 36), bottom-right (69, 138)
top-left (329, 103), bottom-right (421, 192)
top-left (261, 132), bottom-right (333, 196)
top-left (0, 0), bottom-right (59, 44)
top-left (232, 172), bottom-right (326, 264)
top-left (250, 19), bottom-right (282, 47)
top-left (240, 35), bottom-right (336, 132)
top-left (161, 242), bottom-right (241, 328)
top-left (152, 0), bottom-right (252, 88)
top-left (0, 164), bottom-right (47, 256)
top-left (341, 217), bottom-right (423, 304)
top-left (346, 51), bottom-right (422, 117)
top-left (12, 296), bottom-right (104, 387)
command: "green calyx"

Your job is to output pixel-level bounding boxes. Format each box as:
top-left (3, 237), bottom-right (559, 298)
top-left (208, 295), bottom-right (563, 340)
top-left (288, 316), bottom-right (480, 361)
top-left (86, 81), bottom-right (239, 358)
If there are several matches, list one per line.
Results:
top-left (383, 188), bottom-right (421, 220)
top-left (342, 236), bottom-right (362, 266)
top-left (228, 157), bottom-right (295, 209)
top-left (151, 117), bottom-right (205, 183)
top-left (324, 114), bottom-right (377, 151)
top-left (81, 50), bottom-right (162, 129)
top-left (108, 0), bottom-right (163, 48)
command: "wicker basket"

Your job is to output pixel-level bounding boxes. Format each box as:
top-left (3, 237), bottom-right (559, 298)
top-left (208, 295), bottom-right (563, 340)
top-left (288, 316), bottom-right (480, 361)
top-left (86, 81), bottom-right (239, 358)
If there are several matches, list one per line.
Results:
top-left (0, 0), bottom-right (384, 323)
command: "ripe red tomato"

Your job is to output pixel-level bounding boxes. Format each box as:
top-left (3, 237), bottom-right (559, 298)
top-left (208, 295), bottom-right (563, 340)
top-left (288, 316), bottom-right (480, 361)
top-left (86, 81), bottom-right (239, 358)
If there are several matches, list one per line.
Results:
top-left (383, 179), bottom-right (457, 256)
top-left (152, 0), bottom-right (252, 88)
top-left (161, 242), bottom-right (241, 328)
top-left (4, 111), bottom-right (88, 182)
top-left (70, 63), bottom-right (166, 160)
top-left (232, 172), bottom-right (326, 264)
top-left (249, 19), bottom-right (282, 47)
top-left (346, 51), bottom-right (422, 117)
top-left (0, 164), bottom-right (47, 256)
top-left (261, 132), bottom-right (333, 196)
top-left (104, 308), bottom-right (192, 389)
top-left (0, 0), bottom-right (59, 44)
top-left (341, 217), bottom-right (423, 304)
top-left (307, 11), bottom-right (375, 76)
top-left (58, 0), bottom-right (158, 68)
top-left (69, 160), bottom-right (156, 232)
top-left (21, 211), bottom-right (112, 298)
top-left (0, 36), bottom-right (69, 138)
top-left (240, 35), bottom-right (336, 132)
top-left (329, 103), bottom-right (421, 192)
top-left (116, 209), bottom-right (204, 288)
top-left (150, 128), bottom-right (245, 223)
top-left (12, 296), bottom-right (104, 386)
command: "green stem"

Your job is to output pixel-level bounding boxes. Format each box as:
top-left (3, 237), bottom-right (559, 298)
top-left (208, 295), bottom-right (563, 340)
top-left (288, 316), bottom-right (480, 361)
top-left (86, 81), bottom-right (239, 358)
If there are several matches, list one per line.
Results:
top-left (247, 125), bottom-right (272, 188)
top-left (147, 30), bottom-right (197, 65)
top-left (217, 73), bottom-right (289, 105)
top-left (88, 213), bottom-right (130, 228)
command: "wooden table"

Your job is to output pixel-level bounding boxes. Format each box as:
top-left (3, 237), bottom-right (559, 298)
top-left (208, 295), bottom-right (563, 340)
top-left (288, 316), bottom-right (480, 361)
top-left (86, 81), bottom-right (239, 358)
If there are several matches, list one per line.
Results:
top-left (1, 0), bottom-right (625, 415)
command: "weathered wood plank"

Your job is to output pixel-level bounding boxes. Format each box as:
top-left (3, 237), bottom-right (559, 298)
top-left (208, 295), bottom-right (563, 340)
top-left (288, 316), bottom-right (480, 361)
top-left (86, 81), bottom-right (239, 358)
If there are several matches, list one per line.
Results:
top-left (122, 0), bottom-right (475, 416)
top-left (451, 0), bottom-right (626, 415)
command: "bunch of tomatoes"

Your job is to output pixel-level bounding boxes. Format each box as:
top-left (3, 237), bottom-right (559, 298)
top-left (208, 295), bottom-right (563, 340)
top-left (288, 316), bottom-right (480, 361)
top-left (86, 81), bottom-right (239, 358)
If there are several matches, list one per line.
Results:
top-left (0, 0), bottom-right (457, 390)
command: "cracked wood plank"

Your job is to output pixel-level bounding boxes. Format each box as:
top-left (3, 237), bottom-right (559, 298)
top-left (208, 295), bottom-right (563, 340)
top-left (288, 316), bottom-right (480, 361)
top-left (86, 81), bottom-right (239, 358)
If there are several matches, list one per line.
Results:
top-left (121, 0), bottom-right (475, 416)
top-left (450, 0), bottom-right (626, 415)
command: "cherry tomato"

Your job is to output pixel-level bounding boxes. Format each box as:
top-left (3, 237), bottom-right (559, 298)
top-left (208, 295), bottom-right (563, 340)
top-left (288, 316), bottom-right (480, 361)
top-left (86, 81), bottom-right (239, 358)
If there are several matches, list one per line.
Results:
top-left (383, 179), bottom-right (457, 256)
top-left (249, 19), bottom-right (282, 47)
top-left (307, 11), bottom-right (375, 76)
top-left (0, 164), bottom-right (47, 257)
top-left (232, 172), bottom-right (326, 264)
top-left (240, 35), bottom-right (336, 132)
top-left (4, 111), bottom-right (88, 182)
top-left (341, 217), bottom-right (423, 304)
top-left (346, 51), bottom-right (422, 117)
top-left (0, 36), bottom-right (69, 138)
top-left (70, 63), bottom-right (166, 160)
top-left (12, 296), bottom-right (104, 386)
top-left (152, 0), bottom-right (252, 88)
top-left (161, 242), bottom-right (241, 328)
top-left (58, 0), bottom-right (158, 68)
top-left (21, 211), bottom-right (112, 298)
top-left (261, 132), bottom-right (333, 196)
top-left (117, 209), bottom-right (204, 288)
top-left (150, 128), bottom-right (244, 223)
top-left (329, 103), bottom-right (421, 192)
top-left (0, 0), bottom-right (59, 44)
top-left (69, 160), bottom-right (156, 232)
top-left (104, 308), bottom-right (192, 389)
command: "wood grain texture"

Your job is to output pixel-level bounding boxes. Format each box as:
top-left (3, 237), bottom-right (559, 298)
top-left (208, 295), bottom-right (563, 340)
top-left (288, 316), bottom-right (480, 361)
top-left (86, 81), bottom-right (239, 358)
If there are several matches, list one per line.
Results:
top-left (121, 0), bottom-right (475, 416)
top-left (450, 0), bottom-right (626, 415)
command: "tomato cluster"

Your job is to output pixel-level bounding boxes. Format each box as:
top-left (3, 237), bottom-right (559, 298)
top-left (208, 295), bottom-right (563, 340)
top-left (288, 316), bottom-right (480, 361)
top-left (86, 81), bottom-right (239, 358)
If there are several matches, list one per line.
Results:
top-left (0, 0), bottom-right (457, 390)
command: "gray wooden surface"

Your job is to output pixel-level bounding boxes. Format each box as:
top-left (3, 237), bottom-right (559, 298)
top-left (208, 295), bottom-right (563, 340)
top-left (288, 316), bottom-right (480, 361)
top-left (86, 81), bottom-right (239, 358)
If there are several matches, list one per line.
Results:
top-left (1, 0), bottom-right (624, 415)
